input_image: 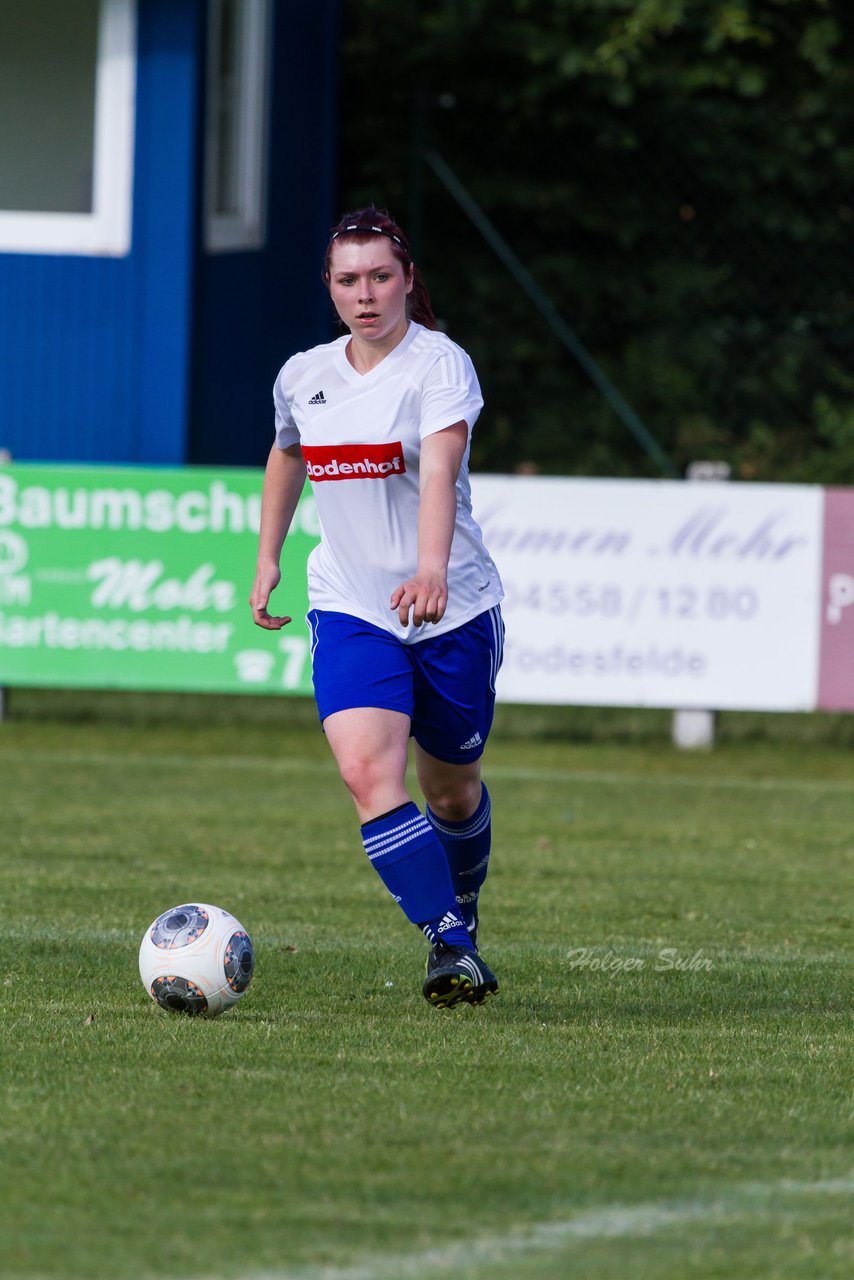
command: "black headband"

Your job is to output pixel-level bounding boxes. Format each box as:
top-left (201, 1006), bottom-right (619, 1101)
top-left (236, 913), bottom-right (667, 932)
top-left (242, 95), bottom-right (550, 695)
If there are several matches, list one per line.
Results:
top-left (330, 224), bottom-right (407, 251)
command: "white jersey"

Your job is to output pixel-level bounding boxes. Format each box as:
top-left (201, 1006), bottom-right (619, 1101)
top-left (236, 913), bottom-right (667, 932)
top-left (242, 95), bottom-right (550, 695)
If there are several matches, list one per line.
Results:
top-left (273, 321), bottom-right (504, 642)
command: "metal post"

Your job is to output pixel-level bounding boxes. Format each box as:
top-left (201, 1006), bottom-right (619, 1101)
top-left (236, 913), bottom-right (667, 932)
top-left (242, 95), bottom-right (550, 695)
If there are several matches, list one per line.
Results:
top-left (408, 90), bottom-right (429, 264)
top-left (423, 148), bottom-right (679, 478)
top-left (671, 461), bottom-right (732, 750)
top-left (0, 448), bottom-right (11, 722)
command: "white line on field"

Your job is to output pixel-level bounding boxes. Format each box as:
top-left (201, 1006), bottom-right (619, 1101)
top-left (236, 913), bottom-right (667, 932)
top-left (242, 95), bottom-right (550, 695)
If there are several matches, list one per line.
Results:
top-left (2, 749), bottom-right (853, 794)
top-left (488, 764), bottom-right (854, 794)
top-left (203, 1173), bottom-right (854, 1280)
top-left (0, 748), bottom-right (339, 770)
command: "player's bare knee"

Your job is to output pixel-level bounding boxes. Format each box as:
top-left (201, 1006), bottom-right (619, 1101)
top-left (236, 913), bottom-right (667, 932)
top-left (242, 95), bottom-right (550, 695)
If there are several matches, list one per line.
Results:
top-left (336, 756), bottom-right (388, 810)
top-left (422, 776), bottom-right (482, 822)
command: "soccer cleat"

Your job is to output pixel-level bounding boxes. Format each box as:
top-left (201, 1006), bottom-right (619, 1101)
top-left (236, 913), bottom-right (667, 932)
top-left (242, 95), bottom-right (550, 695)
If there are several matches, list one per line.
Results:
top-left (422, 939), bottom-right (499, 1009)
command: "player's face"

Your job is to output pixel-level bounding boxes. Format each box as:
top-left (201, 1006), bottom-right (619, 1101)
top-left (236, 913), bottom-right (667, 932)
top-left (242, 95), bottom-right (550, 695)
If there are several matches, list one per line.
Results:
top-left (327, 240), bottom-right (414, 346)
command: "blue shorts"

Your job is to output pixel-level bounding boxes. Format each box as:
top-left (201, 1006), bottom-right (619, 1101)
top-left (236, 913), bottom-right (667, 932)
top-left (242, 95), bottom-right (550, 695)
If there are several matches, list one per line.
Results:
top-left (307, 606), bottom-right (504, 764)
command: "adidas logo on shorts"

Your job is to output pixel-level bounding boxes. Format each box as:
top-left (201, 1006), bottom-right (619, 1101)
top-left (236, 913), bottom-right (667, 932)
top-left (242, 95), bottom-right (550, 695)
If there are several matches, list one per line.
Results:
top-left (460, 731), bottom-right (483, 751)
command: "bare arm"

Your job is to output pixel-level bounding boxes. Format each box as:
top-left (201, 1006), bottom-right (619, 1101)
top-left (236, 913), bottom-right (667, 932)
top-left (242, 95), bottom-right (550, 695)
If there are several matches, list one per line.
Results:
top-left (249, 443), bottom-right (308, 629)
top-left (391, 421), bottom-right (468, 627)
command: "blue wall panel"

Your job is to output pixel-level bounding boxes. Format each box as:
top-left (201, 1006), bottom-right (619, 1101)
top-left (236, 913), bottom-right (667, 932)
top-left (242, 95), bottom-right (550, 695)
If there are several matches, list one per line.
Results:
top-left (130, 0), bottom-right (203, 463)
top-left (0, 238), bottom-right (135, 462)
top-left (0, 0), bottom-right (202, 465)
top-left (188, 0), bottom-right (341, 467)
top-left (0, 0), bottom-right (339, 468)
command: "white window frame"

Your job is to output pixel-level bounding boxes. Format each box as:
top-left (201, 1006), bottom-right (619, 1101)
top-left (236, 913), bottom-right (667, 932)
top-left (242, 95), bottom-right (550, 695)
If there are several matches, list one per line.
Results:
top-left (0, 0), bottom-right (137, 257)
top-left (204, 0), bottom-right (273, 253)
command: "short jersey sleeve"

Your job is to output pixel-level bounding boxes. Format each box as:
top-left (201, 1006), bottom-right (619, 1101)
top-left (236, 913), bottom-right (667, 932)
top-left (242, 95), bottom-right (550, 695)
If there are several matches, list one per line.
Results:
top-left (273, 362), bottom-right (301, 450)
top-left (419, 342), bottom-right (483, 440)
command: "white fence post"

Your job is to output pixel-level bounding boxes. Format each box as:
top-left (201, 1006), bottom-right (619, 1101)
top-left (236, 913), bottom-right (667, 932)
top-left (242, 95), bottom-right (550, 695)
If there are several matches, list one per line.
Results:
top-left (0, 448), bottom-right (11, 722)
top-left (671, 461), bottom-right (732, 750)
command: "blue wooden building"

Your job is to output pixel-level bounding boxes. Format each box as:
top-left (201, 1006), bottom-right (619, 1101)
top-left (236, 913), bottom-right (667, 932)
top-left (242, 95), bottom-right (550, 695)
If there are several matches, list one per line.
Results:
top-left (0, 0), bottom-right (339, 466)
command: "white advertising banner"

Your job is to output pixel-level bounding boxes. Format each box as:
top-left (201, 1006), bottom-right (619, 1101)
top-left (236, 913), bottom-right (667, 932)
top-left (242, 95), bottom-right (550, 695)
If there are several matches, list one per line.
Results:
top-left (472, 477), bottom-right (825, 711)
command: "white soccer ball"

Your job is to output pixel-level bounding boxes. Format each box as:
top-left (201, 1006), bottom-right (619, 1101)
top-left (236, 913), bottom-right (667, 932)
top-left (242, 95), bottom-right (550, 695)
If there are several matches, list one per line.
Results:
top-left (138, 902), bottom-right (254, 1017)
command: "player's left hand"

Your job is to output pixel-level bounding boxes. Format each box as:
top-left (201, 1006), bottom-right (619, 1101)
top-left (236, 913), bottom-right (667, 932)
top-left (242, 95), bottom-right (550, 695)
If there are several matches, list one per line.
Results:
top-left (391, 571), bottom-right (448, 627)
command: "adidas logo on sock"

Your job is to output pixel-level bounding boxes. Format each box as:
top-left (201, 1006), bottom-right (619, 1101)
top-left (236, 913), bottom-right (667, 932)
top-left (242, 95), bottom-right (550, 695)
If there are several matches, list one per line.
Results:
top-left (437, 911), bottom-right (465, 936)
top-left (459, 731), bottom-right (483, 751)
top-left (308, 390), bottom-right (326, 405)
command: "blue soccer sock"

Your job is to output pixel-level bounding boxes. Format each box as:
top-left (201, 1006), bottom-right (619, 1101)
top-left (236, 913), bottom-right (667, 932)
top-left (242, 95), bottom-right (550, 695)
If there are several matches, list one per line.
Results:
top-left (360, 802), bottom-right (473, 948)
top-left (426, 784), bottom-right (492, 935)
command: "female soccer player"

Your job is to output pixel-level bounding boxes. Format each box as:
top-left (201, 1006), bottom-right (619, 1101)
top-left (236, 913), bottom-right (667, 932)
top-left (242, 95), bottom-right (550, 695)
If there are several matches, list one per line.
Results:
top-left (250, 206), bottom-right (504, 1009)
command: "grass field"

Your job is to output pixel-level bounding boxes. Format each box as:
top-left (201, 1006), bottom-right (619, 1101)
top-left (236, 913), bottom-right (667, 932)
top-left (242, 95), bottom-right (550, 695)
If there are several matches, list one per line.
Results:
top-left (1, 690), bottom-right (852, 1280)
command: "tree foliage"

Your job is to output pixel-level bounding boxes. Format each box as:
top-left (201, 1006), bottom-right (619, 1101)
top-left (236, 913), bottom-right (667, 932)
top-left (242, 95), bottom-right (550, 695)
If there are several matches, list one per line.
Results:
top-left (338, 0), bottom-right (854, 479)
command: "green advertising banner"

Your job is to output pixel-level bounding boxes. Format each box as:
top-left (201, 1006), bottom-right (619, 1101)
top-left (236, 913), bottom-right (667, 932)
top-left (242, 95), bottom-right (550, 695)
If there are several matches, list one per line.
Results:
top-left (0, 463), bottom-right (320, 696)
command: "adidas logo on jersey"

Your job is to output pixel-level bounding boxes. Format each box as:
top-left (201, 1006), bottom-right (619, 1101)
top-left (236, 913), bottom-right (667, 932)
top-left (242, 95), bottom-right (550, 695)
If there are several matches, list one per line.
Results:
top-left (459, 731), bottom-right (483, 751)
top-left (308, 390), bottom-right (326, 405)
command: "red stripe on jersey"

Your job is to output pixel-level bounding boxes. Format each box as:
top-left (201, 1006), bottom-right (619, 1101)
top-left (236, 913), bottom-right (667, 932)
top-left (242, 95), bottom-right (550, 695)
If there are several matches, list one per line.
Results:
top-left (302, 441), bottom-right (406, 482)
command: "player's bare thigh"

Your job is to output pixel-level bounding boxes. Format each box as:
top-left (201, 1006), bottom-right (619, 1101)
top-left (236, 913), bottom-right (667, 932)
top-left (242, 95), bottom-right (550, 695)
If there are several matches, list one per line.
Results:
top-left (323, 707), bottom-right (411, 823)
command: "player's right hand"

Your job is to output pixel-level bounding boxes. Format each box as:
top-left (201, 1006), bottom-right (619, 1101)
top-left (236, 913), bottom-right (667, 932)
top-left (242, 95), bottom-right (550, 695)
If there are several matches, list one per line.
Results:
top-left (249, 564), bottom-right (292, 630)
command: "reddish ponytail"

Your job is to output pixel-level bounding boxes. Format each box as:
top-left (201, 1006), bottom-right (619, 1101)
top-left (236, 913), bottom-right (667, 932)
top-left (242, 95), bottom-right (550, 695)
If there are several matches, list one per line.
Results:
top-left (323, 206), bottom-right (440, 331)
top-left (407, 267), bottom-right (438, 331)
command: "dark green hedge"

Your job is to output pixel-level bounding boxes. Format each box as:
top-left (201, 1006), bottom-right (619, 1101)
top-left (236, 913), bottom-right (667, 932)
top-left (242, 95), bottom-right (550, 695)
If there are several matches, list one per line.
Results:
top-left (338, 0), bottom-right (854, 480)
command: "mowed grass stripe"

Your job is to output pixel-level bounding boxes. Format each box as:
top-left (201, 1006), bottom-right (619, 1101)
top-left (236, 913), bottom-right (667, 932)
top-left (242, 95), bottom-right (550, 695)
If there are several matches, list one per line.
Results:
top-left (2, 925), bottom-right (849, 971)
top-left (2, 704), bottom-right (852, 1280)
top-left (169, 1174), bottom-right (854, 1280)
top-left (3, 747), bottom-right (854, 794)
